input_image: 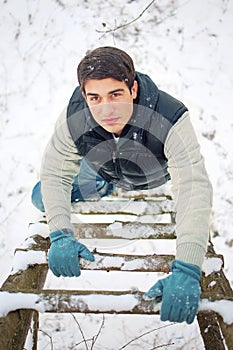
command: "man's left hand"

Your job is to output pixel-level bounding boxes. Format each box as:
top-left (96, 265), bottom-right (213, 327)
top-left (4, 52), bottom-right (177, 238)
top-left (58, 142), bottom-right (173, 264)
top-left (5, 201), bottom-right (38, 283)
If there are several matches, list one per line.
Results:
top-left (143, 260), bottom-right (202, 324)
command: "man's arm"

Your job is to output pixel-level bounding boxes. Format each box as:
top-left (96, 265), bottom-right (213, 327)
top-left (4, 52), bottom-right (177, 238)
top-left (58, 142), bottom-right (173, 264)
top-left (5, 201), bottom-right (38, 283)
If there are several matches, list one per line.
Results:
top-left (40, 109), bottom-right (81, 231)
top-left (164, 111), bottom-right (213, 268)
top-left (143, 111), bottom-right (212, 324)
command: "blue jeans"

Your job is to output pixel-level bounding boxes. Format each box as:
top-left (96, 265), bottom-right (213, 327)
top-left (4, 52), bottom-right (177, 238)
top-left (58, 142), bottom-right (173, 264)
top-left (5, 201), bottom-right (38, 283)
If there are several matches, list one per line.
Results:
top-left (31, 158), bottom-right (114, 212)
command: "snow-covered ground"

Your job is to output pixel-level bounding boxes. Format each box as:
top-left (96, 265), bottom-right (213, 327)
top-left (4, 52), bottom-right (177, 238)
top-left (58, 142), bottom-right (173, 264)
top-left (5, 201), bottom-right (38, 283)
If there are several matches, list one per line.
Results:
top-left (0, 0), bottom-right (233, 349)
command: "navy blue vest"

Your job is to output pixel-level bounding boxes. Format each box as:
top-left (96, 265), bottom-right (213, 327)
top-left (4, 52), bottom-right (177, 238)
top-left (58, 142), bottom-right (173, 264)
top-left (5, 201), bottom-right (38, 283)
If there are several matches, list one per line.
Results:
top-left (67, 72), bottom-right (188, 190)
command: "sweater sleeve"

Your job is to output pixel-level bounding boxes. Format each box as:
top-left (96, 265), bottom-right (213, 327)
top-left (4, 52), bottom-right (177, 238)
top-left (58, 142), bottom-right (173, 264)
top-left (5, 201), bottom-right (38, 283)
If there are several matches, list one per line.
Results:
top-left (40, 109), bottom-right (82, 231)
top-left (164, 111), bottom-right (213, 268)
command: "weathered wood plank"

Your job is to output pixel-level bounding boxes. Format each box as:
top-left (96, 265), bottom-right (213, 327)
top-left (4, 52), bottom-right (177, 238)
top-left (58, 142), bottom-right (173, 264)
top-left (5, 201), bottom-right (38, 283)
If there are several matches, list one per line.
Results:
top-left (72, 199), bottom-right (174, 215)
top-left (80, 252), bottom-right (173, 272)
top-left (1, 289), bottom-right (233, 315)
top-left (0, 289), bottom-right (158, 315)
top-left (32, 311), bottom-right (39, 350)
top-left (111, 187), bottom-right (173, 199)
top-left (197, 311), bottom-right (226, 350)
top-left (13, 249), bottom-right (173, 273)
top-left (13, 235), bottom-right (224, 274)
top-left (73, 222), bottom-right (176, 239)
top-left (200, 267), bottom-right (233, 349)
top-left (0, 264), bottom-right (48, 350)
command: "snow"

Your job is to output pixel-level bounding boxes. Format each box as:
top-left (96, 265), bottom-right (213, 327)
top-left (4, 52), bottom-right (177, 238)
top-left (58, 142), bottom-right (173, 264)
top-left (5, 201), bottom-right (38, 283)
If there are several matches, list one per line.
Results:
top-left (0, 291), bottom-right (140, 317)
top-left (1, 288), bottom-right (233, 326)
top-left (202, 257), bottom-right (223, 277)
top-left (9, 244), bottom-right (224, 276)
top-left (11, 250), bottom-right (47, 275)
top-left (75, 294), bottom-right (140, 313)
top-left (1, 291), bottom-right (233, 327)
top-left (0, 291), bottom-right (47, 317)
top-left (200, 299), bottom-right (233, 325)
top-left (28, 222), bottom-right (49, 237)
top-left (1, 0), bottom-right (233, 348)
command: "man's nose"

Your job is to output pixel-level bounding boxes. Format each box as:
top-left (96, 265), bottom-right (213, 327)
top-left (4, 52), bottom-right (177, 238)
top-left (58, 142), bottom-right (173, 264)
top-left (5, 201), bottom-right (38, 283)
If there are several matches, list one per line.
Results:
top-left (100, 102), bottom-right (115, 117)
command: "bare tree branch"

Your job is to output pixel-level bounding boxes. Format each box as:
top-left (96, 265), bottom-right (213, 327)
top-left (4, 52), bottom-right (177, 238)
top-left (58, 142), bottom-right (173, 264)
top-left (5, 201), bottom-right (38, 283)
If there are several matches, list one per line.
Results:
top-left (71, 313), bottom-right (89, 350)
top-left (96, 0), bottom-right (155, 34)
top-left (69, 314), bottom-right (105, 350)
top-left (150, 342), bottom-right (175, 349)
top-left (38, 329), bottom-right (54, 350)
top-left (90, 314), bottom-right (105, 350)
top-left (70, 338), bottom-right (93, 350)
top-left (118, 323), bottom-right (176, 349)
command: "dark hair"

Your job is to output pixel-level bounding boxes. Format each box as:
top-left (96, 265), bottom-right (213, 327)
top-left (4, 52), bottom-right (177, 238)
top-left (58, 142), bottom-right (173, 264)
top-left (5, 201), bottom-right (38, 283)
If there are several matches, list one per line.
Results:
top-left (77, 46), bottom-right (136, 92)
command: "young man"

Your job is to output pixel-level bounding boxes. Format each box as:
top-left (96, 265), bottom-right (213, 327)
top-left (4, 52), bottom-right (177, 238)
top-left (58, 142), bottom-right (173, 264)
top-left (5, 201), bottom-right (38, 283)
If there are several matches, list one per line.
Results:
top-left (32, 46), bottom-right (213, 324)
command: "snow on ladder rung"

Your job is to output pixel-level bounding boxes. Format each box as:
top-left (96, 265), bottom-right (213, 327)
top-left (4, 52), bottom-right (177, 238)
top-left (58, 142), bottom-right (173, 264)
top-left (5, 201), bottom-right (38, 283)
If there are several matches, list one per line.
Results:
top-left (80, 252), bottom-right (172, 272)
top-left (0, 289), bottom-right (159, 316)
top-left (71, 199), bottom-right (174, 215)
top-left (73, 222), bottom-right (176, 239)
top-left (111, 187), bottom-right (173, 199)
top-left (12, 246), bottom-right (173, 273)
top-left (12, 235), bottom-right (225, 276)
top-left (1, 289), bottom-right (232, 316)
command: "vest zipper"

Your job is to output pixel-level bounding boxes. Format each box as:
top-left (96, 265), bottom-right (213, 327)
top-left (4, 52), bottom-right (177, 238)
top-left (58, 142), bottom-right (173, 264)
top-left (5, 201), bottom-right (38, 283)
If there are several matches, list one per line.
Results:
top-left (112, 135), bottom-right (123, 179)
top-left (112, 150), bottom-right (116, 163)
top-left (112, 148), bottom-right (122, 179)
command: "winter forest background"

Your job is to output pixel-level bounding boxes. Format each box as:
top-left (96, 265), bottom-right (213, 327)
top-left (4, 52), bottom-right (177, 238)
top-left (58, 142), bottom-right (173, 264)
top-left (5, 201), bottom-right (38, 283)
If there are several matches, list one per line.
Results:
top-left (0, 0), bottom-right (233, 349)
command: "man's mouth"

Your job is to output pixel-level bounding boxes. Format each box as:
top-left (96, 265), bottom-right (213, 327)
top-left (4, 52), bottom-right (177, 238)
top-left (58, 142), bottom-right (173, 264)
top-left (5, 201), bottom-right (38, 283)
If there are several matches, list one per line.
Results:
top-left (102, 117), bottom-right (120, 125)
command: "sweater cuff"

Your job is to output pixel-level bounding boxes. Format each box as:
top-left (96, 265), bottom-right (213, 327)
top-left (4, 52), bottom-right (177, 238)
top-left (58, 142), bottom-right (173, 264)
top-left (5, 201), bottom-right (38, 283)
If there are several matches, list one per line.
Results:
top-left (176, 242), bottom-right (206, 268)
top-left (48, 214), bottom-right (73, 232)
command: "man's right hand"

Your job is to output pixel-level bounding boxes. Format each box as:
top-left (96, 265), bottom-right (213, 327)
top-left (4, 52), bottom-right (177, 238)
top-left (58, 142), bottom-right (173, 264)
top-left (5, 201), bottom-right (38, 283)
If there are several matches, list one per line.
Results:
top-left (143, 260), bottom-right (201, 324)
top-left (48, 228), bottom-right (95, 277)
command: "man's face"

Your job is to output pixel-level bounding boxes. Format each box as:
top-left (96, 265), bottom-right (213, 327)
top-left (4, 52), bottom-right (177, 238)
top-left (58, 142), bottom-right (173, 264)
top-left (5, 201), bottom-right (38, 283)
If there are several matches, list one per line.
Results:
top-left (83, 78), bottom-right (138, 136)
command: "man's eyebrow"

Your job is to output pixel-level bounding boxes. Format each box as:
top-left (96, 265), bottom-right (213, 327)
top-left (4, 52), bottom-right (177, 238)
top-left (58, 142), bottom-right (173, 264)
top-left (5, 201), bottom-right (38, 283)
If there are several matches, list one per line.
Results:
top-left (86, 88), bottom-right (125, 96)
top-left (86, 92), bottom-right (99, 96)
top-left (108, 88), bottom-right (125, 94)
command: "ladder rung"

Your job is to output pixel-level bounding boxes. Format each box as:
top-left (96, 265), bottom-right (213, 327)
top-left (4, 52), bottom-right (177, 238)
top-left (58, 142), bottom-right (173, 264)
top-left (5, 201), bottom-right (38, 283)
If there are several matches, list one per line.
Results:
top-left (73, 222), bottom-right (176, 239)
top-left (1, 289), bottom-right (232, 316)
top-left (72, 199), bottom-right (174, 215)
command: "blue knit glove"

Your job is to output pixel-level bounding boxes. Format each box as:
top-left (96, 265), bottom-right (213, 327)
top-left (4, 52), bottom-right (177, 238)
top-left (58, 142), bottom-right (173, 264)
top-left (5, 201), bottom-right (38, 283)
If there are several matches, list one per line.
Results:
top-left (144, 260), bottom-right (201, 324)
top-left (48, 229), bottom-right (95, 277)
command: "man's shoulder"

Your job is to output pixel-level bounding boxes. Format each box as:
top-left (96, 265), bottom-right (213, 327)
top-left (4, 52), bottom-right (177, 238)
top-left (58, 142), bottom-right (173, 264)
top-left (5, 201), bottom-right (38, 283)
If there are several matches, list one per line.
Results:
top-left (136, 71), bottom-right (188, 124)
top-left (67, 85), bottom-right (87, 118)
top-left (156, 89), bottom-right (188, 118)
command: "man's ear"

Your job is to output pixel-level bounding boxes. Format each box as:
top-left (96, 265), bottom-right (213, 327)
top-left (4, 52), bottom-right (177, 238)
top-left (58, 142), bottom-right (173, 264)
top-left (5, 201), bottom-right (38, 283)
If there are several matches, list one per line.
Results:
top-left (131, 80), bottom-right (138, 99)
top-left (82, 91), bottom-right (87, 100)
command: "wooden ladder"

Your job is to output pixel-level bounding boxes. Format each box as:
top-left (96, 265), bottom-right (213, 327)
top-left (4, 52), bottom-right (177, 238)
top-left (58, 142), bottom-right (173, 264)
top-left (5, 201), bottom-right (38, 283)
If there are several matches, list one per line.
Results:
top-left (0, 188), bottom-right (233, 349)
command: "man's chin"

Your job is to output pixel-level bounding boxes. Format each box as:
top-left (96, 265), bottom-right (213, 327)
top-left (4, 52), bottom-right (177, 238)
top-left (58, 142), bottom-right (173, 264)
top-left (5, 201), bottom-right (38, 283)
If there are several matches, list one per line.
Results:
top-left (102, 124), bottom-right (122, 136)
top-left (104, 127), bottom-right (122, 136)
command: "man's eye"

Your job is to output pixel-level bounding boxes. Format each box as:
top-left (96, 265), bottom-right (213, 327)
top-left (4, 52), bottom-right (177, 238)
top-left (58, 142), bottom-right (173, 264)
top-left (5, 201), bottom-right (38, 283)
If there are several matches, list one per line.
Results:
top-left (90, 96), bottom-right (99, 102)
top-left (112, 93), bottom-right (121, 98)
